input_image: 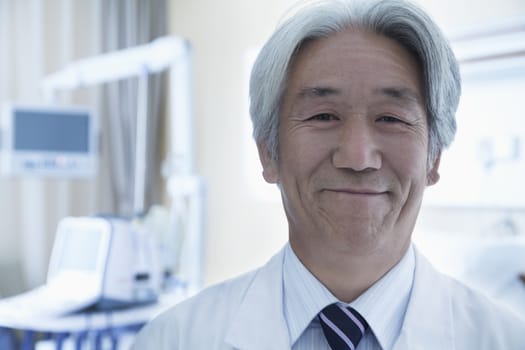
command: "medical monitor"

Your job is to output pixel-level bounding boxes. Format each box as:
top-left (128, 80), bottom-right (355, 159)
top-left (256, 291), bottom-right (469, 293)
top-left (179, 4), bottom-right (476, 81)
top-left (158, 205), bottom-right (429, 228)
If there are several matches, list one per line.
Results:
top-left (47, 217), bottom-right (111, 289)
top-left (0, 103), bottom-right (98, 177)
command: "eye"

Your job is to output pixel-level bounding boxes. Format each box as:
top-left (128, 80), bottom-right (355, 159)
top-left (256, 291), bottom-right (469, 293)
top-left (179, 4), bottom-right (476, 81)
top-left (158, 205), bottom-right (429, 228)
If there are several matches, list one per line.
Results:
top-left (377, 115), bottom-right (405, 124)
top-left (308, 113), bottom-right (339, 122)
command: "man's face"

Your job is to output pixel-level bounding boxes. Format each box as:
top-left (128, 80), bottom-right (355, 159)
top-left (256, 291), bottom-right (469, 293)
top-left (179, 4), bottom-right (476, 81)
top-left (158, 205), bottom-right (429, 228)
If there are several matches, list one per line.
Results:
top-left (258, 29), bottom-right (440, 258)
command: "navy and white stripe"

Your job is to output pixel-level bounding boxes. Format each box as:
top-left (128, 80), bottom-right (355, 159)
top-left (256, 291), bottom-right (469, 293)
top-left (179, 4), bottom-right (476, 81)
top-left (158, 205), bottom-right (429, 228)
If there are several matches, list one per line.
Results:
top-left (319, 303), bottom-right (368, 350)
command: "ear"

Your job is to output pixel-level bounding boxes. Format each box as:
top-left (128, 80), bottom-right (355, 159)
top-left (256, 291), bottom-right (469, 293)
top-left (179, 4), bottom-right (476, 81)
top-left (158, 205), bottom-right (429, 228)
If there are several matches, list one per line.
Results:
top-left (426, 152), bottom-right (441, 186)
top-left (257, 141), bottom-right (279, 184)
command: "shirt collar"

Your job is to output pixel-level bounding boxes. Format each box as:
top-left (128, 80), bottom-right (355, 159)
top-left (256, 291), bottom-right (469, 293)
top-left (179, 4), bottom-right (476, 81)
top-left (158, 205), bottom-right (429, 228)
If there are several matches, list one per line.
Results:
top-left (283, 242), bottom-right (415, 350)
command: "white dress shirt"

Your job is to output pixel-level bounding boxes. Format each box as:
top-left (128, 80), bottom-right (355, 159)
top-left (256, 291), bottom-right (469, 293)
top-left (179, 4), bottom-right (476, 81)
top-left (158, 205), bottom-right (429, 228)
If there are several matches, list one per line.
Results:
top-left (283, 243), bottom-right (415, 350)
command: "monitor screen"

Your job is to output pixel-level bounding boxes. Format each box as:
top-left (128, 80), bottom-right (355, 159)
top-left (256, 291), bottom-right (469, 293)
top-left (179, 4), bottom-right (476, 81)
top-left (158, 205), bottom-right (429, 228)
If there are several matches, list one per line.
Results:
top-left (57, 225), bottom-right (104, 272)
top-left (1, 103), bottom-right (98, 177)
top-left (14, 109), bottom-right (90, 153)
top-left (47, 217), bottom-right (112, 283)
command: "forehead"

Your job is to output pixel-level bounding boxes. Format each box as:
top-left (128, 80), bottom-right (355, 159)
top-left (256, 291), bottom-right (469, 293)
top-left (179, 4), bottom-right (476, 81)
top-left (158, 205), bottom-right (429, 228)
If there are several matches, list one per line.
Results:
top-left (285, 28), bottom-right (424, 101)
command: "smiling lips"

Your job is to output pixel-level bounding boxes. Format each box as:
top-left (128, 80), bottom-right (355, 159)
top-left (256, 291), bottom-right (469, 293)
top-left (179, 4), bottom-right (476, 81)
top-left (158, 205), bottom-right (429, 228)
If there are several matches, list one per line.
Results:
top-left (323, 188), bottom-right (387, 196)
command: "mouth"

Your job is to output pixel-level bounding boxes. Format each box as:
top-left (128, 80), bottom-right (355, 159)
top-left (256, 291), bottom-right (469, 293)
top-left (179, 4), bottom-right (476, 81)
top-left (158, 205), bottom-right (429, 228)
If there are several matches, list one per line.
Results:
top-left (323, 188), bottom-right (387, 196)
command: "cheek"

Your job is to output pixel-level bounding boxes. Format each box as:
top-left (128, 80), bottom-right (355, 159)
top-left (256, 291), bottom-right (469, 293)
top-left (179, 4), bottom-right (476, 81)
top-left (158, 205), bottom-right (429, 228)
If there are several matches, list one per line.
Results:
top-left (383, 138), bottom-right (429, 185)
top-left (279, 132), bottom-right (333, 173)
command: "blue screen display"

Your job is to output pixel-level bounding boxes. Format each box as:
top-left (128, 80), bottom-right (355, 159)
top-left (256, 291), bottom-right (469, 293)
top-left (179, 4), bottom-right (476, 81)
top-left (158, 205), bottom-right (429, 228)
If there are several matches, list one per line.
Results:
top-left (14, 109), bottom-right (90, 152)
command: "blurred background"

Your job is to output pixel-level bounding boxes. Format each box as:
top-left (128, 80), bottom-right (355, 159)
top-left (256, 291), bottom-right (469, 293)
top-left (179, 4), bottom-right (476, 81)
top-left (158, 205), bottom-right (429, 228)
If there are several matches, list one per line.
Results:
top-left (0, 0), bottom-right (524, 346)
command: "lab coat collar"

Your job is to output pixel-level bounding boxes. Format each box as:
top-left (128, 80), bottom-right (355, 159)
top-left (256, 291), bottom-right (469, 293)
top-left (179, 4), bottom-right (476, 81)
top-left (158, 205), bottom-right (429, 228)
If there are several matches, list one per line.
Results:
top-left (224, 245), bottom-right (456, 349)
top-left (394, 248), bottom-right (454, 349)
top-left (224, 247), bottom-right (291, 350)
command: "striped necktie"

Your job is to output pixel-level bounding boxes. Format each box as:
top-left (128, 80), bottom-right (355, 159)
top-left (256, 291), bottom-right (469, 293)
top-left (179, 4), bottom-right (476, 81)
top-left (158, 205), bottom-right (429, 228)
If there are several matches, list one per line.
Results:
top-left (319, 303), bottom-right (369, 350)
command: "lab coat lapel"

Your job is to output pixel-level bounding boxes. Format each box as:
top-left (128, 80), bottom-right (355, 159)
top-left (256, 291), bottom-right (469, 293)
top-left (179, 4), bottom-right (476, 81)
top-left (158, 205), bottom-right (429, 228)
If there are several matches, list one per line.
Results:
top-left (394, 248), bottom-right (454, 349)
top-left (224, 247), bottom-right (290, 350)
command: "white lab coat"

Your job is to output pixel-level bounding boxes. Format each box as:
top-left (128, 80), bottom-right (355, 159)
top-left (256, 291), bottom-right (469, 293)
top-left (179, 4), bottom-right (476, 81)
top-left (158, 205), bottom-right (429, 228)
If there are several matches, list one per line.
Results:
top-left (132, 246), bottom-right (525, 349)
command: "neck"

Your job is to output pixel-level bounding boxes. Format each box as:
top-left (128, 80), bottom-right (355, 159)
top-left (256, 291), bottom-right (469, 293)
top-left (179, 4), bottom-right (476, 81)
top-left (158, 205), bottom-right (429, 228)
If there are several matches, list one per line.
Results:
top-left (289, 235), bottom-right (410, 303)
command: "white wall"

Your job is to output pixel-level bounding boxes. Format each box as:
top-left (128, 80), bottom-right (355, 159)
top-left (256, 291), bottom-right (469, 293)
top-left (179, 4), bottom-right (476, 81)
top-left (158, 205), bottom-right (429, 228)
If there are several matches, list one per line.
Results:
top-left (168, 0), bottom-right (525, 287)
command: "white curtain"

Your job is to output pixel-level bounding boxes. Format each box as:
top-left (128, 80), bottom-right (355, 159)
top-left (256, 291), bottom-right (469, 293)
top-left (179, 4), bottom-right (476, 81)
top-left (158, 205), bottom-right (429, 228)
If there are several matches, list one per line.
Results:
top-left (0, 0), bottom-right (167, 296)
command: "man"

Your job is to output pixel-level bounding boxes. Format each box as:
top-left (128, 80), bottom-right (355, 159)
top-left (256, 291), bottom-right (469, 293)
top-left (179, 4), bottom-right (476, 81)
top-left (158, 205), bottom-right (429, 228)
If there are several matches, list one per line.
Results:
top-left (132, 0), bottom-right (525, 348)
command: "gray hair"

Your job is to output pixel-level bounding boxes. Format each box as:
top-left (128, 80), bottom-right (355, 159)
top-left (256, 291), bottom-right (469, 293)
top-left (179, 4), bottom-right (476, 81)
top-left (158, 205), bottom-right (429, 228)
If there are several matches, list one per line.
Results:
top-left (249, 0), bottom-right (460, 166)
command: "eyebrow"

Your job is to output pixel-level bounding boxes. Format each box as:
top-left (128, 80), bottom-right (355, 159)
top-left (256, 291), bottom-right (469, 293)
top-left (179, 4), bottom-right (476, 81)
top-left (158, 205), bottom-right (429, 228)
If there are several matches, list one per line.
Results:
top-left (297, 86), bottom-right (342, 98)
top-left (375, 87), bottom-right (422, 104)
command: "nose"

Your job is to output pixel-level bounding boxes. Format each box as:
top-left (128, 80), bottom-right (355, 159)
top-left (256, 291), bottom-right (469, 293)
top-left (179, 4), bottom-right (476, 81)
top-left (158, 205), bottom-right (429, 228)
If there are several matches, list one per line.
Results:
top-left (332, 120), bottom-right (382, 171)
